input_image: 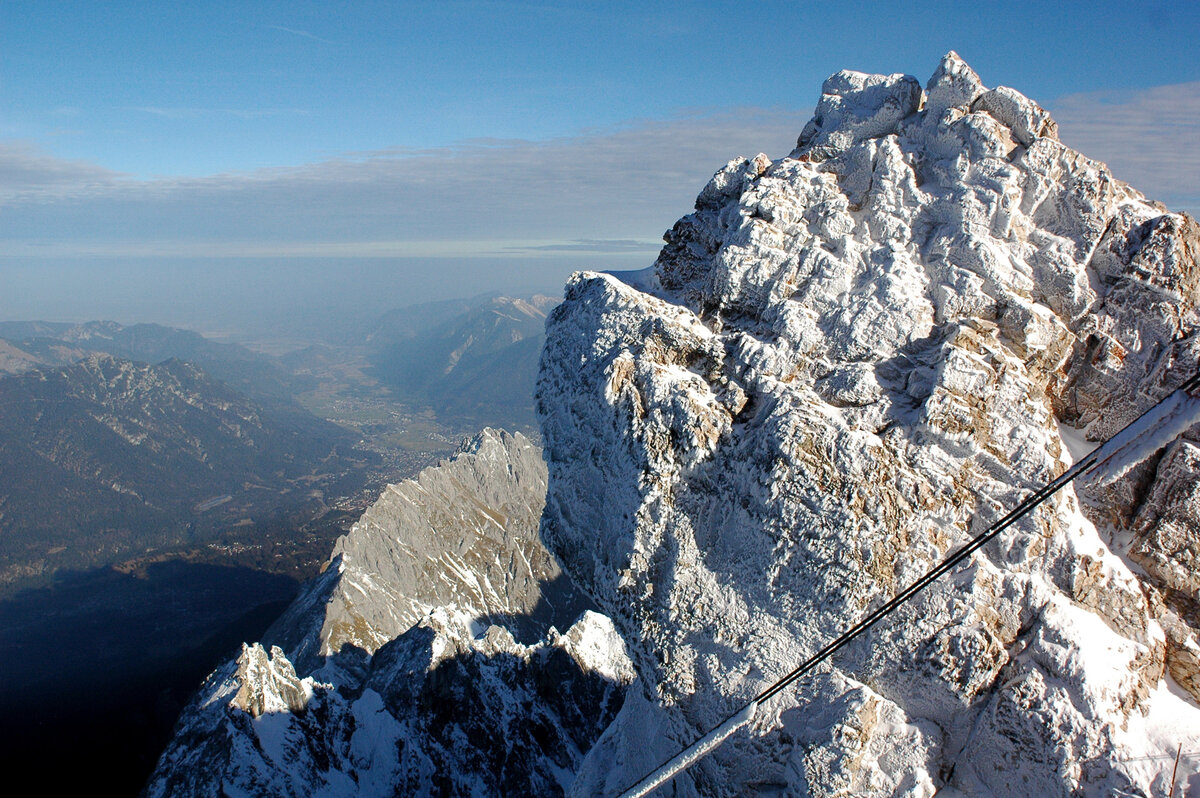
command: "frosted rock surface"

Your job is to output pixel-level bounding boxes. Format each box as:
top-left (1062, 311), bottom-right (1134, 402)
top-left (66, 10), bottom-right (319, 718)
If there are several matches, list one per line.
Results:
top-left (539, 52), bottom-right (1200, 796)
top-left (798, 70), bottom-right (923, 158)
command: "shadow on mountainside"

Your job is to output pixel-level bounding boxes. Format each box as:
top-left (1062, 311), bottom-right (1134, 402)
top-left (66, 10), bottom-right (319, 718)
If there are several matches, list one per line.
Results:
top-left (0, 560), bottom-right (298, 794)
top-left (148, 588), bottom-right (629, 798)
top-left (477, 570), bottom-right (598, 645)
top-left (365, 625), bottom-right (628, 795)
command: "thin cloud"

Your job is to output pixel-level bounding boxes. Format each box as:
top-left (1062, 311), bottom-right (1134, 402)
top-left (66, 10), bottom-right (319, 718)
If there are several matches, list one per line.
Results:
top-left (511, 239), bottom-right (662, 254)
top-left (0, 141), bottom-right (125, 201)
top-left (1052, 81), bottom-right (1200, 210)
top-left (264, 24), bottom-right (337, 45)
top-left (2, 239), bottom-right (582, 259)
top-left (0, 109), bottom-right (808, 258)
top-left (6, 89), bottom-right (1196, 266)
top-left (129, 106), bottom-right (308, 120)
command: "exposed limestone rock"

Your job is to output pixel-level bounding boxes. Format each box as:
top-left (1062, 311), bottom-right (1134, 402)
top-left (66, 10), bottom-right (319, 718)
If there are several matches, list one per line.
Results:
top-left (1160, 611), bottom-right (1200, 698)
top-left (147, 430), bottom-right (629, 797)
top-left (265, 428), bottom-right (589, 672)
top-left (230, 643), bottom-right (308, 718)
top-left (539, 51), bottom-right (1200, 796)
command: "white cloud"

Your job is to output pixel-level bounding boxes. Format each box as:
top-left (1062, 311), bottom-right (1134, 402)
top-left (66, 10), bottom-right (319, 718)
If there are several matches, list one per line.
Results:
top-left (0, 109), bottom-right (808, 258)
top-left (1, 238), bottom-right (662, 259)
top-left (0, 141), bottom-right (124, 201)
top-left (6, 92), bottom-right (1196, 337)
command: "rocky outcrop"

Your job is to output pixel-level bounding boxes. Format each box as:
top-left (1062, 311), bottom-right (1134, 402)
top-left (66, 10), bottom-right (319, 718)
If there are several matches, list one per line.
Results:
top-left (264, 428), bottom-right (590, 672)
top-left (147, 609), bottom-right (632, 798)
top-left (146, 430), bottom-right (630, 797)
top-left (229, 643), bottom-right (309, 718)
top-left (538, 53), bottom-right (1200, 796)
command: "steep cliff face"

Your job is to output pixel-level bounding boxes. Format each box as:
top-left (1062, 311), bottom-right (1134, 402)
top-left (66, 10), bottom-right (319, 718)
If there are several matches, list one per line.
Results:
top-left (147, 430), bottom-right (630, 797)
top-left (265, 428), bottom-right (589, 673)
top-left (538, 53), bottom-right (1200, 796)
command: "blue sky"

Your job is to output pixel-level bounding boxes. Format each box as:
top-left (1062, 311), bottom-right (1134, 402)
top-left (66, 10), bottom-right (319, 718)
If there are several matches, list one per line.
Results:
top-left (6, 0), bottom-right (1199, 176)
top-left (3, 1), bottom-right (1200, 341)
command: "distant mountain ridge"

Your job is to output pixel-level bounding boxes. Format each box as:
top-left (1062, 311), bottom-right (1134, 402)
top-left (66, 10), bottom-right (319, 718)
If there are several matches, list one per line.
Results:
top-left (0, 351), bottom-right (372, 591)
top-left (0, 320), bottom-right (263, 365)
top-left (0, 302), bottom-right (564, 592)
top-left (366, 294), bottom-right (558, 429)
top-left (0, 320), bottom-right (306, 403)
top-left (1, 299), bottom-right (557, 433)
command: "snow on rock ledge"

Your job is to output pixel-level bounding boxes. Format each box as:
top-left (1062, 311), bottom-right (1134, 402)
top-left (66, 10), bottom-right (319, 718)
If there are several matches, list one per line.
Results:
top-left (538, 52), bottom-right (1200, 796)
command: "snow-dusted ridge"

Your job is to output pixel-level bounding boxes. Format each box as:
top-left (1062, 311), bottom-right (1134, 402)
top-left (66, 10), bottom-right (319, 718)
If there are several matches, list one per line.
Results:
top-left (539, 53), bottom-right (1200, 796)
top-left (147, 430), bottom-right (633, 797)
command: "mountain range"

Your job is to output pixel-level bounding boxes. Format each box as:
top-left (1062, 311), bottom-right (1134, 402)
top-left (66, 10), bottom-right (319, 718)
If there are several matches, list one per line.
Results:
top-left (149, 53), bottom-right (1200, 796)
top-left (0, 352), bottom-right (373, 590)
top-left (366, 294), bottom-right (558, 429)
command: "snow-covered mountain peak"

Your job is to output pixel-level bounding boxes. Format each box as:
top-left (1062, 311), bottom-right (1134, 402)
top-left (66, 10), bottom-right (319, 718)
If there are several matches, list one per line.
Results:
top-left (922, 51), bottom-right (985, 119)
top-left (539, 55), bottom-right (1200, 795)
top-left (796, 68), bottom-right (923, 159)
top-left (794, 50), bottom-right (1054, 164)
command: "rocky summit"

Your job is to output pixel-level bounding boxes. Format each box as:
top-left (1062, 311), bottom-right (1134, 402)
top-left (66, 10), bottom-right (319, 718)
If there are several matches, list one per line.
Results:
top-left (538, 53), bottom-right (1200, 796)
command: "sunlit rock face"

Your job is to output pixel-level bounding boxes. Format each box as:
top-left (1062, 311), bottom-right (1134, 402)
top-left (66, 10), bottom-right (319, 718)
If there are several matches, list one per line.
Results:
top-left (265, 428), bottom-right (590, 674)
top-left (147, 431), bottom-right (633, 797)
top-left (539, 53), bottom-right (1200, 797)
